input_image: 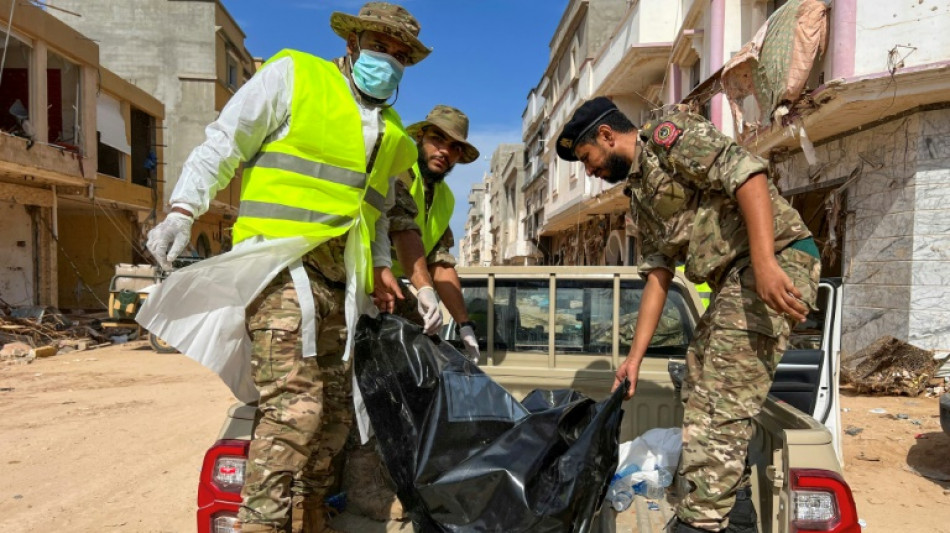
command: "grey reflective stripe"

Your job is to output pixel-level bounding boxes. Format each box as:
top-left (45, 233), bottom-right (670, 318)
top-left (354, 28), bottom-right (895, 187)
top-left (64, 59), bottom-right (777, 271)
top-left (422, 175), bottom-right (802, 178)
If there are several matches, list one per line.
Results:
top-left (248, 152), bottom-right (367, 189)
top-left (364, 187), bottom-right (386, 212)
top-left (239, 200), bottom-right (352, 227)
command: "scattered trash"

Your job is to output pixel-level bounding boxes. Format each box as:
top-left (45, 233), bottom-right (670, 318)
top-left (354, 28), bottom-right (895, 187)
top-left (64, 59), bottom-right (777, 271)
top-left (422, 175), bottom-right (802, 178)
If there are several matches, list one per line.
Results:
top-left (12, 495), bottom-right (22, 500)
top-left (845, 426), bottom-right (864, 436)
top-left (0, 387), bottom-right (13, 392)
top-left (842, 407), bottom-right (850, 413)
top-left (869, 408), bottom-right (887, 414)
top-left (856, 452), bottom-right (880, 462)
top-left (647, 501), bottom-right (660, 511)
top-left (896, 413), bottom-right (909, 419)
top-left (858, 519), bottom-right (867, 528)
top-left (914, 433), bottom-right (925, 439)
top-left (31, 345), bottom-right (58, 358)
top-left (842, 336), bottom-right (943, 396)
top-left (910, 420), bottom-right (922, 426)
top-left (111, 334), bottom-right (129, 344)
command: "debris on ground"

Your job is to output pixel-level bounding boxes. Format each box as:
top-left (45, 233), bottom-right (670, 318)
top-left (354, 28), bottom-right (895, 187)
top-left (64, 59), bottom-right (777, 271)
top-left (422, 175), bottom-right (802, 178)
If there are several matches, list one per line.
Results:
top-left (842, 336), bottom-right (944, 396)
top-left (0, 298), bottom-right (122, 362)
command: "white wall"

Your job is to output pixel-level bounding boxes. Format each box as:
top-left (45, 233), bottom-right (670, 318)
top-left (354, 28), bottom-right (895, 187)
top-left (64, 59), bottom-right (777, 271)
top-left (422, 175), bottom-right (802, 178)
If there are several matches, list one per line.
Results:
top-left (0, 201), bottom-right (35, 306)
top-left (854, 0), bottom-right (950, 75)
top-left (910, 109), bottom-right (950, 355)
top-left (775, 108), bottom-right (950, 356)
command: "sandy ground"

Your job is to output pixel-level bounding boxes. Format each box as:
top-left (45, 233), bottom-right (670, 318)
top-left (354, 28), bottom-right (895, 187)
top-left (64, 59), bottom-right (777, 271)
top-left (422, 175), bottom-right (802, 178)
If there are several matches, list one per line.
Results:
top-left (1, 341), bottom-right (949, 532)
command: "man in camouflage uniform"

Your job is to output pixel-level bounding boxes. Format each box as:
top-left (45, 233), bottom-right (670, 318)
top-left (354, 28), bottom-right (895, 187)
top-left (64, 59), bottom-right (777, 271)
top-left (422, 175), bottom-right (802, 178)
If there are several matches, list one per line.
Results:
top-left (556, 97), bottom-right (820, 533)
top-left (389, 105), bottom-right (481, 358)
top-left (342, 105), bottom-right (481, 523)
top-left (146, 4), bottom-right (439, 533)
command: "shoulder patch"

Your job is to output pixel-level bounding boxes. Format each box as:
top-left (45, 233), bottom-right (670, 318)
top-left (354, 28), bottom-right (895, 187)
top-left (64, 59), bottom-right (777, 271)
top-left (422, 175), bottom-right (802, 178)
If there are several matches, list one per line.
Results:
top-left (652, 121), bottom-right (682, 149)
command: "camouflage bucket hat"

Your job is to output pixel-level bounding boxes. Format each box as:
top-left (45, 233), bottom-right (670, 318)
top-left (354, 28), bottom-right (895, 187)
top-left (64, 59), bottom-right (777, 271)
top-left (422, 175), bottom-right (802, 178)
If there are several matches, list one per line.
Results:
top-left (406, 105), bottom-right (480, 164)
top-left (330, 2), bottom-right (431, 65)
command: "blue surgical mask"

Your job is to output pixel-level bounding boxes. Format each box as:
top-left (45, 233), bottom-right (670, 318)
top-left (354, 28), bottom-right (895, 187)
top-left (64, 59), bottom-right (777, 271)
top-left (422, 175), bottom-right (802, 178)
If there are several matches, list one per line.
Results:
top-left (352, 50), bottom-right (404, 100)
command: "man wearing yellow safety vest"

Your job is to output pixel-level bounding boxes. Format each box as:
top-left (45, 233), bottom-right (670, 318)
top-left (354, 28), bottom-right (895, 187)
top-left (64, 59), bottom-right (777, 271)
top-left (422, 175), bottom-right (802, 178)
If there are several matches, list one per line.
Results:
top-left (388, 105), bottom-right (481, 361)
top-left (140, 3), bottom-right (440, 532)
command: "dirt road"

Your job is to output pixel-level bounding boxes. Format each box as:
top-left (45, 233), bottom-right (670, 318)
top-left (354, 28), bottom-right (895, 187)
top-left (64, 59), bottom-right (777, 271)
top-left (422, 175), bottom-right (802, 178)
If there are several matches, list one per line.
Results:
top-left (1, 341), bottom-right (949, 532)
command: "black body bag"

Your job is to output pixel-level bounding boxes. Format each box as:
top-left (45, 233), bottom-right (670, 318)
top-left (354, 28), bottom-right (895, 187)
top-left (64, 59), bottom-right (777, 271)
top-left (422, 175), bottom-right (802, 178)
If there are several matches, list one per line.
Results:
top-left (353, 313), bottom-right (626, 532)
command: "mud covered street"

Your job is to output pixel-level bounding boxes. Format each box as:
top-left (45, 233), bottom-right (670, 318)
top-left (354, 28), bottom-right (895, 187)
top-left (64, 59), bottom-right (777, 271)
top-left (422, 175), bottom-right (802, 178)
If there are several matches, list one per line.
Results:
top-left (1, 342), bottom-right (949, 532)
top-left (0, 341), bottom-right (234, 532)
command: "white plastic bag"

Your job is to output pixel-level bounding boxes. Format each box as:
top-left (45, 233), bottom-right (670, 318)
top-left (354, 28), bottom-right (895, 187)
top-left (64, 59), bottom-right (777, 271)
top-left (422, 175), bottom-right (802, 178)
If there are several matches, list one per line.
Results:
top-left (617, 427), bottom-right (682, 472)
top-left (607, 427), bottom-right (682, 508)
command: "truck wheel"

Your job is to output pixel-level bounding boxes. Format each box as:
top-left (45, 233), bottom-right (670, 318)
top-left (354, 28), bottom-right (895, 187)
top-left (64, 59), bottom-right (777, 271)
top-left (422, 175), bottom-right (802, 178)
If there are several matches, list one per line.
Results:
top-left (941, 393), bottom-right (950, 436)
top-left (148, 332), bottom-right (177, 354)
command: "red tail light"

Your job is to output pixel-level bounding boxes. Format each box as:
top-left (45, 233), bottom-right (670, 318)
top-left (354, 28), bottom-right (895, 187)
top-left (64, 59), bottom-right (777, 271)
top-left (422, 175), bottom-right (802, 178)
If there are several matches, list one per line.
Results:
top-left (790, 469), bottom-right (862, 533)
top-left (197, 439), bottom-right (248, 533)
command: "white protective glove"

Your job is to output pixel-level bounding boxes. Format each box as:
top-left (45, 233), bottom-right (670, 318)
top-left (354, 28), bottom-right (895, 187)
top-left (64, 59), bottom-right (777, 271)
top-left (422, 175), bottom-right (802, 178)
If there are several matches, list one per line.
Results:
top-left (416, 286), bottom-right (443, 335)
top-left (459, 324), bottom-right (480, 364)
top-left (146, 212), bottom-right (193, 271)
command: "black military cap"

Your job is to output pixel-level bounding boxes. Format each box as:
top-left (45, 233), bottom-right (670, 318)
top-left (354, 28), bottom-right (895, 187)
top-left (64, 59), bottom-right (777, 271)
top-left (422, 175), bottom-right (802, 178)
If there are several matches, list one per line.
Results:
top-left (556, 97), bottom-right (619, 161)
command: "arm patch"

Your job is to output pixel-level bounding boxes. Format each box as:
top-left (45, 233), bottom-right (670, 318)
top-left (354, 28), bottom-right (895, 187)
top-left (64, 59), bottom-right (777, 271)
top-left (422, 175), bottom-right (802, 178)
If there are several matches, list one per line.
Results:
top-left (652, 121), bottom-right (682, 149)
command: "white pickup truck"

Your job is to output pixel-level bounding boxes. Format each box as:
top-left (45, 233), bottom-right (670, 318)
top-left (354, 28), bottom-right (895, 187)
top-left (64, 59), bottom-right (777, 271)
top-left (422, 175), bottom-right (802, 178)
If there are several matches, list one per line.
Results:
top-left (196, 267), bottom-right (860, 533)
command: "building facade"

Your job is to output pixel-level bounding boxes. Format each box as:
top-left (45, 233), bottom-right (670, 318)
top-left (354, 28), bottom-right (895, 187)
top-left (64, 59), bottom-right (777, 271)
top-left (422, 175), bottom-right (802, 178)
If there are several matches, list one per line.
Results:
top-left (0, 0), bottom-right (164, 309)
top-left (459, 181), bottom-right (492, 267)
top-left (51, 0), bottom-right (256, 259)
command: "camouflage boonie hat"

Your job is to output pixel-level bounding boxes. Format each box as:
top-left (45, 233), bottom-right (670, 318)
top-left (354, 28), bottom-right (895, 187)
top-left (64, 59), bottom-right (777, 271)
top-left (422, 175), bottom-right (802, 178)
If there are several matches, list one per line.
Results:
top-left (330, 2), bottom-right (431, 65)
top-left (406, 105), bottom-right (480, 164)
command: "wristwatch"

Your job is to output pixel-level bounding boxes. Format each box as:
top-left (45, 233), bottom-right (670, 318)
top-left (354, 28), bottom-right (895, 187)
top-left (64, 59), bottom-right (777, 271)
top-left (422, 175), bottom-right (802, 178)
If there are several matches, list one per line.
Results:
top-left (458, 320), bottom-right (477, 334)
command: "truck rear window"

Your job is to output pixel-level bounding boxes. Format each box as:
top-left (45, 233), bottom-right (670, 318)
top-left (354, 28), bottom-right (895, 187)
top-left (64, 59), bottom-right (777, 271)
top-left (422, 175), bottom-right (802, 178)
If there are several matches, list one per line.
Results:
top-left (460, 278), bottom-right (694, 358)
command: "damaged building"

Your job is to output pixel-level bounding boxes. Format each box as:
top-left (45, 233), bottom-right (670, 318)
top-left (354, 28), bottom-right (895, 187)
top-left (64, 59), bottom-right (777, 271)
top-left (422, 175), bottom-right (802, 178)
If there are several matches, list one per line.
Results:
top-left (0, 0), bottom-right (164, 310)
top-left (49, 0), bottom-right (256, 261)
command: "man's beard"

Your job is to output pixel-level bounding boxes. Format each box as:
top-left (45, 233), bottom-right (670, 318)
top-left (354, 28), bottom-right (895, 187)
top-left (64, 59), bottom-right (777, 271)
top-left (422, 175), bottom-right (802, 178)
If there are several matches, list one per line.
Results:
top-left (601, 152), bottom-right (632, 184)
top-left (418, 151), bottom-right (454, 184)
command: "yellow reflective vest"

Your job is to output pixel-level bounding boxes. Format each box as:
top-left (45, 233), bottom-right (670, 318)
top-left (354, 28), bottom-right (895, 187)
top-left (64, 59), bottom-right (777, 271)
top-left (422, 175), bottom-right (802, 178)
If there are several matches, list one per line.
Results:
top-left (676, 264), bottom-right (711, 310)
top-left (391, 163), bottom-right (454, 277)
top-left (232, 49), bottom-right (417, 292)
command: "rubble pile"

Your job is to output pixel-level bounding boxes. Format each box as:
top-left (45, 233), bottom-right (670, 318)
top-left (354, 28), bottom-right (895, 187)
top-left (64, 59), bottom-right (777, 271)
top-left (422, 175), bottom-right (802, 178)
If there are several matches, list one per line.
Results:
top-left (842, 336), bottom-right (945, 397)
top-left (0, 300), bottom-right (121, 366)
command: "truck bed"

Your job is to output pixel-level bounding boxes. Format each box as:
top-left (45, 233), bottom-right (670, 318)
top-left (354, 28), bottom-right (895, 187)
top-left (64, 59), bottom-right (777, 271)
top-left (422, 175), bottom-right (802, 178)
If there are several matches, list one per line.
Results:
top-left (327, 492), bottom-right (674, 532)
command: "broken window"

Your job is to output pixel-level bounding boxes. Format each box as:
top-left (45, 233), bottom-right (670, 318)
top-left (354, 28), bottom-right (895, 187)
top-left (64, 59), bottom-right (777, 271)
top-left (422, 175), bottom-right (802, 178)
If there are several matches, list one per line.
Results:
top-left (129, 107), bottom-right (156, 187)
top-left (97, 131), bottom-right (124, 178)
top-left (0, 28), bottom-right (32, 140)
top-left (96, 93), bottom-right (129, 179)
top-left (47, 51), bottom-right (82, 152)
top-left (788, 186), bottom-right (845, 277)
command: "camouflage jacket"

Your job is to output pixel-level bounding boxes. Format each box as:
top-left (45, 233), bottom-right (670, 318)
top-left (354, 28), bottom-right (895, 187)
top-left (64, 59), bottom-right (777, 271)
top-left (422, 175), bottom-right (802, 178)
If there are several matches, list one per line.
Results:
top-left (628, 107), bottom-right (810, 290)
top-left (389, 170), bottom-right (456, 267)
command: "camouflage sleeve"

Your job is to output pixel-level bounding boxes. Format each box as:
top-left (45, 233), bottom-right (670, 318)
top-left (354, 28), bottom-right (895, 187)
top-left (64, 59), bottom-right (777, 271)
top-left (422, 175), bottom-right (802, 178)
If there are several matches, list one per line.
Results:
top-left (648, 110), bottom-right (767, 198)
top-left (426, 226), bottom-right (456, 267)
top-left (387, 174), bottom-right (421, 235)
top-left (636, 241), bottom-right (676, 280)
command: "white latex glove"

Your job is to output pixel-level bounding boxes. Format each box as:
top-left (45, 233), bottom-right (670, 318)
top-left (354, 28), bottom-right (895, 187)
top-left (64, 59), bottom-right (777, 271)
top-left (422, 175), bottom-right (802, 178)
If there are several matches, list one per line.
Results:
top-left (460, 324), bottom-right (480, 363)
top-left (416, 286), bottom-right (442, 335)
top-left (146, 212), bottom-right (193, 271)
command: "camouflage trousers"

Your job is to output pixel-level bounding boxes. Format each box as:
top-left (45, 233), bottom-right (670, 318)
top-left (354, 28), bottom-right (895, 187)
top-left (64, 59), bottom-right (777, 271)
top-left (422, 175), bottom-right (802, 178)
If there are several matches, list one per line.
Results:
top-left (238, 268), bottom-right (353, 529)
top-left (676, 247), bottom-right (820, 531)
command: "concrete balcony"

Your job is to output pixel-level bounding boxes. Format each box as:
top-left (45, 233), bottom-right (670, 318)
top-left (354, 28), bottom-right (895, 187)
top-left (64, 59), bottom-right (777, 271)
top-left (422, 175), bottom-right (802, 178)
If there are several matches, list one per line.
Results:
top-left (504, 239), bottom-right (540, 261)
top-left (0, 133), bottom-right (90, 188)
top-left (593, 0), bottom-right (677, 101)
